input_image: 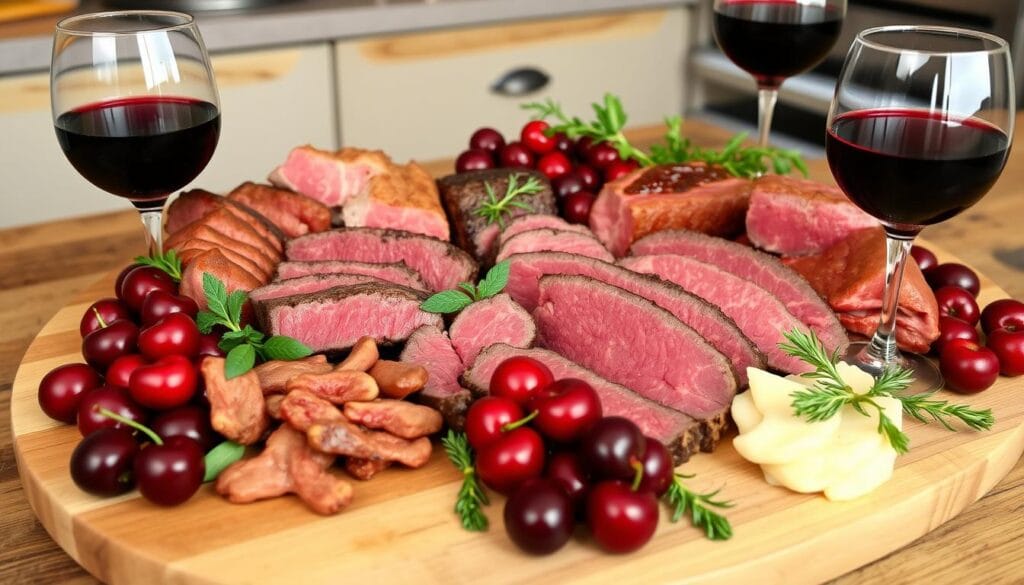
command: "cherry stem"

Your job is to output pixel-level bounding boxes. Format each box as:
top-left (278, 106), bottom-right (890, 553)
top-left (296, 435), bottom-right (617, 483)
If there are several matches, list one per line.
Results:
top-left (630, 459), bottom-right (644, 492)
top-left (93, 308), bottom-right (108, 329)
top-left (501, 410), bottom-right (539, 432)
top-left (96, 406), bottom-right (163, 445)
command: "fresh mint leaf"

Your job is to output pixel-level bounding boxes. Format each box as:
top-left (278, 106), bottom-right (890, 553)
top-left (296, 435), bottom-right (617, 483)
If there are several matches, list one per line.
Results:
top-left (196, 311), bottom-right (220, 335)
top-left (203, 441), bottom-right (245, 482)
top-left (134, 250), bottom-right (183, 282)
top-left (263, 335), bottom-right (313, 361)
top-left (224, 343), bottom-right (256, 379)
top-left (202, 272), bottom-right (229, 323)
top-left (421, 290), bottom-right (474, 314)
top-left (476, 260), bottom-right (510, 300)
top-left (226, 290), bottom-right (247, 327)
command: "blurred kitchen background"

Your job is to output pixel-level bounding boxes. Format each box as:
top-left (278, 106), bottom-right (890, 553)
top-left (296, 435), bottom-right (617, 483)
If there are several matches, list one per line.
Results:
top-left (2, 0), bottom-right (1023, 228)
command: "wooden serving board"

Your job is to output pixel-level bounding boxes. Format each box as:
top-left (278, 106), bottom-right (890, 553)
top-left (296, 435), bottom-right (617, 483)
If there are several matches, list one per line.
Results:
top-left (11, 243), bottom-right (1024, 585)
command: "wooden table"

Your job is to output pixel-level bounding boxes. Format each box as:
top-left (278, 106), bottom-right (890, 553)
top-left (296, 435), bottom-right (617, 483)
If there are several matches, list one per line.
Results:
top-left (2, 119), bottom-right (1022, 584)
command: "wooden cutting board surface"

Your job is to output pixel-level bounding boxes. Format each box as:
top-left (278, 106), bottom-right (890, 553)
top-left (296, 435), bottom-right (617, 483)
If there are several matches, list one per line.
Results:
top-left (11, 242), bottom-right (1024, 585)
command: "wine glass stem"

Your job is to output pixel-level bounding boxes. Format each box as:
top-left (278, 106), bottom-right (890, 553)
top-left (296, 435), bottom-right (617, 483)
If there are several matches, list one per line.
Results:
top-left (139, 210), bottom-right (164, 257)
top-left (757, 86), bottom-right (779, 148)
top-left (860, 232), bottom-right (914, 366)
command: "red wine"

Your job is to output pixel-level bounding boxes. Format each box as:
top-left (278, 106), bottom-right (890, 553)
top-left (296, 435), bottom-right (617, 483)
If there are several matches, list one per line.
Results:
top-left (55, 97), bottom-right (220, 208)
top-left (827, 109), bottom-right (1009, 230)
top-left (713, 1), bottom-right (842, 87)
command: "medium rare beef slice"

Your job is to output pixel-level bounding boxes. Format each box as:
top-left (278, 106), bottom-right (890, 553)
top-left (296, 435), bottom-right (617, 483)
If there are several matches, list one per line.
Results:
top-left (589, 162), bottom-right (752, 257)
top-left (228, 182), bottom-right (332, 237)
top-left (254, 355), bottom-right (333, 394)
top-left (448, 293), bottom-right (536, 364)
top-left (463, 343), bottom-right (721, 462)
top-left (307, 419), bottom-right (433, 468)
top-left (269, 145), bottom-right (392, 208)
top-left (628, 230), bottom-right (848, 354)
top-left (400, 325), bottom-right (471, 430)
top-left (275, 260), bottom-right (428, 291)
top-left (621, 254), bottom-right (812, 374)
top-left (343, 400), bottom-right (444, 439)
top-left (498, 214), bottom-right (593, 248)
top-left (437, 169), bottom-right (556, 259)
top-left (784, 227), bottom-right (939, 352)
top-left (746, 175), bottom-right (878, 256)
top-left (285, 227), bottom-right (478, 292)
top-left (216, 425), bottom-right (352, 515)
top-left (255, 282), bottom-right (443, 353)
top-left (285, 370), bottom-right (380, 404)
top-left (344, 161), bottom-right (450, 241)
top-left (179, 249), bottom-right (263, 313)
top-left (503, 251), bottom-right (763, 386)
top-left (250, 274), bottom-right (385, 303)
top-left (532, 275), bottom-right (737, 419)
top-left (201, 357), bottom-right (269, 445)
top-left (496, 228), bottom-right (614, 263)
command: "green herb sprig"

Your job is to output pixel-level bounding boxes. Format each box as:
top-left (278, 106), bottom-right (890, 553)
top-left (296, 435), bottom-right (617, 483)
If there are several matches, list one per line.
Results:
top-left (134, 249), bottom-right (183, 282)
top-left (196, 273), bottom-right (312, 378)
top-left (473, 173), bottom-right (542, 228)
top-left (442, 430), bottom-right (489, 531)
top-left (780, 329), bottom-right (994, 454)
top-left (420, 260), bottom-right (510, 314)
top-left (664, 473), bottom-right (734, 541)
top-left (523, 93), bottom-right (653, 165)
top-left (203, 441), bottom-right (245, 483)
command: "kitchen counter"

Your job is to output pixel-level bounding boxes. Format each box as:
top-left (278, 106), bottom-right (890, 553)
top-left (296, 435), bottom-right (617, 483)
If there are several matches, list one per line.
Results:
top-left (1, 117), bottom-right (1023, 583)
top-left (0, 0), bottom-right (693, 75)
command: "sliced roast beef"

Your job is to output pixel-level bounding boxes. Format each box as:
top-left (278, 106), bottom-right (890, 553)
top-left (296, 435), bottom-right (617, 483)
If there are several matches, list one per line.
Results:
top-left (621, 255), bottom-right (812, 373)
top-left (166, 223), bottom-right (278, 279)
top-left (464, 344), bottom-right (727, 462)
top-left (274, 260), bottom-right (427, 291)
top-left (503, 251), bottom-right (763, 386)
top-left (285, 228), bottom-right (477, 292)
top-left (228, 182), bottom-right (332, 238)
top-left (249, 274), bottom-right (384, 303)
top-left (533, 275), bottom-right (736, 419)
top-left (343, 161), bottom-right (449, 241)
top-left (177, 238), bottom-right (271, 282)
top-left (496, 228), bottom-right (614, 263)
top-left (498, 214), bottom-right (593, 248)
top-left (400, 325), bottom-right (471, 429)
top-left (589, 162), bottom-right (753, 256)
top-left (746, 175), bottom-right (878, 256)
top-left (166, 190), bottom-right (285, 252)
top-left (180, 249), bottom-right (263, 313)
top-left (437, 170), bottom-right (557, 259)
top-left (254, 282), bottom-right (443, 353)
top-left (628, 230), bottom-right (848, 353)
top-left (784, 227), bottom-right (940, 352)
top-left (448, 294), bottom-right (536, 364)
top-left (269, 146), bottom-right (392, 208)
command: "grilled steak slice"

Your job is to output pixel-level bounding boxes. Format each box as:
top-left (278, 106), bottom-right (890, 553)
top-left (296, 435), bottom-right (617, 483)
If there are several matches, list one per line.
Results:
top-left (448, 293), bottom-right (536, 364)
top-left (285, 227), bottom-right (478, 292)
top-left (255, 282), bottom-right (443, 353)
top-left (179, 249), bottom-right (263, 313)
top-left (621, 255), bottom-right (812, 373)
top-left (400, 325), bottom-right (470, 430)
top-left (250, 274), bottom-right (384, 303)
top-left (344, 161), bottom-right (449, 241)
top-left (533, 275), bottom-right (737, 419)
top-left (628, 230), bottom-right (848, 353)
top-left (496, 228), bottom-right (614, 263)
top-left (168, 223), bottom-right (277, 279)
top-left (343, 400), bottom-right (444, 439)
top-left (228, 182), bottom-right (332, 238)
top-left (254, 355), bottom-right (333, 394)
top-left (269, 145), bottom-right (392, 208)
top-left (589, 162), bottom-right (753, 256)
top-left (746, 175), bottom-right (878, 256)
top-left (274, 260), bottom-right (428, 291)
top-left (785, 227), bottom-right (940, 352)
top-left (179, 206), bottom-right (281, 261)
top-left (463, 343), bottom-right (727, 462)
top-left (177, 239), bottom-right (270, 282)
top-left (498, 214), bottom-right (592, 248)
top-left (166, 189), bottom-right (286, 252)
top-left (438, 170), bottom-right (557, 259)
top-left (504, 251), bottom-right (763, 386)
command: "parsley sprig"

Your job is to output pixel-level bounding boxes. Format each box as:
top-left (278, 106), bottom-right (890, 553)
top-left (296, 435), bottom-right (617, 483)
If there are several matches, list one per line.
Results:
top-left (420, 260), bottom-right (510, 314)
top-left (196, 273), bottom-right (312, 378)
top-left (664, 473), bottom-right (734, 541)
top-left (780, 329), bottom-right (994, 454)
top-left (134, 249), bottom-right (183, 282)
top-left (473, 173), bottom-right (541, 228)
top-left (442, 431), bottom-right (489, 531)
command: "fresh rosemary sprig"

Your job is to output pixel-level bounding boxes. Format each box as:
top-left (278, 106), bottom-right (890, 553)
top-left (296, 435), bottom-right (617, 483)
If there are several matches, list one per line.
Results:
top-left (779, 329), bottom-right (994, 454)
top-left (473, 173), bottom-right (541, 229)
top-left (664, 473), bottom-right (734, 541)
top-left (441, 430), bottom-right (489, 531)
top-left (134, 249), bottom-right (183, 282)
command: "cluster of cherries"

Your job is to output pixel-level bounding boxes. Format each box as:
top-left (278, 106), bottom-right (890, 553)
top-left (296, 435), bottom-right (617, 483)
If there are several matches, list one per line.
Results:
top-left (454, 120), bottom-right (639, 225)
top-left (912, 246), bottom-right (1024, 392)
top-left (38, 261), bottom-right (225, 506)
top-left (469, 356), bottom-right (673, 555)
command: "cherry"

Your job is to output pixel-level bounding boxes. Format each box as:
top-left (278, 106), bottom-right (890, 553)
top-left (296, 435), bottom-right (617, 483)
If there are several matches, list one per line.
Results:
top-left (105, 354), bottom-right (149, 390)
top-left (135, 436), bottom-right (205, 506)
top-left (925, 263), bottom-right (980, 297)
top-left (38, 363), bottom-right (102, 423)
top-left (980, 299), bottom-right (1024, 335)
top-left (934, 286), bottom-right (980, 326)
top-left (587, 143), bottom-right (621, 169)
top-left (530, 378), bottom-right (603, 442)
top-left (476, 427), bottom-right (546, 494)
top-left (580, 417), bottom-right (646, 480)
top-left (489, 356), bottom-right (554, 407)
top-left (552, 173), bottom-right (585, 199)
top-left (562, 191), bottom-right (596, 225)
top-left (552, 132), bottom-right (573, 155)
top-left (129, 354), bottom-right (199, 410)
top-left (987, 327), bottom-right (1024, 377)
top-left (934, 316), bottom-right (980, 355)
top-left (499, 142), bottom-right (535, 169)
top-left (503, 478), bottom-right (574, 555)
top-left (545, 451), bottom-right (590, 509)
top-left (151, 405), bottom-right (219, 452)
top-left (455, 149), bottom-right (494, 173)
top-left (82, 319), bottom-right (139, 371)
top-left (520, 120), bottom-right (555, 155)
top-left (635, 438), bottom-right (673, 496)
top-left (575, 164), bottom-right (601, 192)
top-left (80, 298), bottom-right (133, 337)
top-left (114, 263), bottom-right (142, 301)
top-left (465, 396), bottom-right (523, 451)
top-left (197, 333), bottom-right (226, 359)
top-left (77, 386), bottom-right (147, 437)
top-left (536, 152), bottom-right (572, 180)
top-left (119, 266), bottom-right (178, 312)
top-left (574, 136), bottom-right (596, 160)
top-left (469, 127), bottom-right (505, 154)
top-left (140, 290), bottom-right (199, 328)
top-left (604, 160), bottom-right (639, 182)
top-left (940, 339), bottom-right (1000, 394)
top-left (138, 312), bottom-right (200, 360)
top-left (69, 427), bottom-right (139, 496)
top-left (586, 480), bottom-right (659, 553)
top-left (910, 245), bottom-right (938, 272)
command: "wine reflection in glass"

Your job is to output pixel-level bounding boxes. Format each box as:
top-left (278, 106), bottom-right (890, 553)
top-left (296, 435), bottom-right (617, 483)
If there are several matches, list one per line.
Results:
top-left (826, 26), bottom-right (1014, 391)
top-left (52, 11), bottom-right (221, 255)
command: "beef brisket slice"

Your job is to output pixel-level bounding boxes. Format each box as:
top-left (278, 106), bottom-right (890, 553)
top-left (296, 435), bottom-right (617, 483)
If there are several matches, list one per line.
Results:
top-left (496, 228), bottom-right (614, 263)
top-left (448, 293), bottom-right (536, 364)
top-left (274, 260), bottom-right (428, 291)
top-left (399, 325), bottom-right (471, 430)
top-left (532, 275), bottom-right (736, 419)
top-left (254, 282), bottom-right (442, 353)
top-left (285, 227), bottom-right (477, 293)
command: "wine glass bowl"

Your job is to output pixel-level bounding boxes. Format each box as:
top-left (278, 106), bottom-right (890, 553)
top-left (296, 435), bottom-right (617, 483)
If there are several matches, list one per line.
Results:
top-left (51, 11), bottom-right (221, 254)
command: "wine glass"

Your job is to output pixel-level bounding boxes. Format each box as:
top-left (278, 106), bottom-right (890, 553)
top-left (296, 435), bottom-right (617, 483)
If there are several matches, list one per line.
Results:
top-left (52, 11), bottom-right (221, 255)
top-left (826, 25), bottom-right (1014, 391)
top-left (712, 0), bottom-right (847, 147)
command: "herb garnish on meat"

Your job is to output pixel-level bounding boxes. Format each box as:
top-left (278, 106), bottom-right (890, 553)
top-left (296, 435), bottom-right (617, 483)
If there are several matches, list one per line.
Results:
top-left (473, 173), bottom-right (542, 228)
top-left (134, 249), bottom-right (183, 282)
top-left (420, 260), bottom-right (510, 314)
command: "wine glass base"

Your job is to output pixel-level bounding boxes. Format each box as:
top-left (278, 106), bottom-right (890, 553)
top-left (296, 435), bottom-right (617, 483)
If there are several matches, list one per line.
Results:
top-left (842, 341), bottom-right (944, 393)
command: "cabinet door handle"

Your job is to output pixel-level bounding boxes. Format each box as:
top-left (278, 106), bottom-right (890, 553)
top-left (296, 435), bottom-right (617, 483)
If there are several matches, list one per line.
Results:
top-left (491, 67), bottom-right (550, 97)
